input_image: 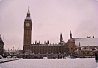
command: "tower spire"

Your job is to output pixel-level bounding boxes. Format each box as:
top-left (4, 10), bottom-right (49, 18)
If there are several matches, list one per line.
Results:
top-left (70, 30), bottom-right (72, 39)
top-left (23, 7), bottom-right (32, 53)
top-left (60, 33), bottom-right (63, 43)
top-left (28, 6), bottom-right (30, 13)
top-left (26, 7), bottom-right (30, 18)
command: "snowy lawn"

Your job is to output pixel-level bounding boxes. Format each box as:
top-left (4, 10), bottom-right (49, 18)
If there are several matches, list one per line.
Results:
top-left (0, 58), bottom-right (98, 68)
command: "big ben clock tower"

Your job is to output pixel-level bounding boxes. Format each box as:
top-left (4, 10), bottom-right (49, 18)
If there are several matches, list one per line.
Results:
top-left (23, 9), bottom-right (32, 53)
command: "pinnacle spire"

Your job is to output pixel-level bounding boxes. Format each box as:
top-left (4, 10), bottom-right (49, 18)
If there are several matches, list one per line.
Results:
top-left (26, 7), bottom-right (30, 18)
top-left (70, 30), bottom-right (72, 39)
top-left (60, 33), bottom-right (63, 43)
top-left (28, 6), bottom-right (30, 14)
top-left (0, 34), bottom-right (2, 41)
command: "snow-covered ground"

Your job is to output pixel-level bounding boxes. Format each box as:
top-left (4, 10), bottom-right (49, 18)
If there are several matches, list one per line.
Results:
top-left (0, 58), bottom-right (98, 68)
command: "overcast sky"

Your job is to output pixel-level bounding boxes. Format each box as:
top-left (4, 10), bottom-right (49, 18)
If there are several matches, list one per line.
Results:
top-left (0, 0), bottom-right (98, 50)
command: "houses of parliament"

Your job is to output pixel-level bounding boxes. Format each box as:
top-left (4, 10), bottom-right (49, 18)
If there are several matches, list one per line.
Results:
top-left (23, 9), bottom-right (74, 59)
top-left (23, 9), bottom-right (98, 59)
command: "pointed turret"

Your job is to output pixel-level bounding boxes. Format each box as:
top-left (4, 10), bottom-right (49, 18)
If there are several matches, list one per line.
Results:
top-left (0, 34), bottom-right (4, 55)
top-left (70, 30), bottom-right (72, 39)
top-left (0, 34), bottom-right (3, 43)
top-left (60, 33), bottom-right (63, 43)
top-left (27, 7), bottom-right (30, 17)
top-left (26, 7), bottom-right (31, 20)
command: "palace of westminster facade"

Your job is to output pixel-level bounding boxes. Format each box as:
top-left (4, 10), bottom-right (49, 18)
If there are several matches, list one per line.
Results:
top-left (0, 9), bottom-right (98, 58)
top-left (23, 9), bottom-right (76, 58)
top-left (23, 9), bottom-right (98, 59)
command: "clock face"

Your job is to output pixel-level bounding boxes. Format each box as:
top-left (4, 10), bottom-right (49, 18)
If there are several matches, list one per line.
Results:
top-left (26, 23), bottom-right (30, 27)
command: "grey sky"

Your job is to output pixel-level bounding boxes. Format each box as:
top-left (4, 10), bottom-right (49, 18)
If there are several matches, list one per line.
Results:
top-left (0, 0), bottom-right (98, 50)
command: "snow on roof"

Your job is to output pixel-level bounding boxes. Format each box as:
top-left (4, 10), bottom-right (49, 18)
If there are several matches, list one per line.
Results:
top-left (74, 38), bottom-right (98, 46)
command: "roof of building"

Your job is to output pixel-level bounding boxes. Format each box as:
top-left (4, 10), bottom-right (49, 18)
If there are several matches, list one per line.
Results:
top-left (74, 38), bottom-right (98, 46)
top-left (31, 44), bottom-right (63, 46)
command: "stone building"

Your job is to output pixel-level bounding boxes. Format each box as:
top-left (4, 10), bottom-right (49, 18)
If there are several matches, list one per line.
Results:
top-left (67, 32), bottom-right (98, 57)
top-left (23, 9), bottom-right (98, 58)
top-left (23, 9), bottom-right (69, 59)
top-left (0, 35), bottom-right (4, 56)
top-left (75, 37), bottom-right (98, 57)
